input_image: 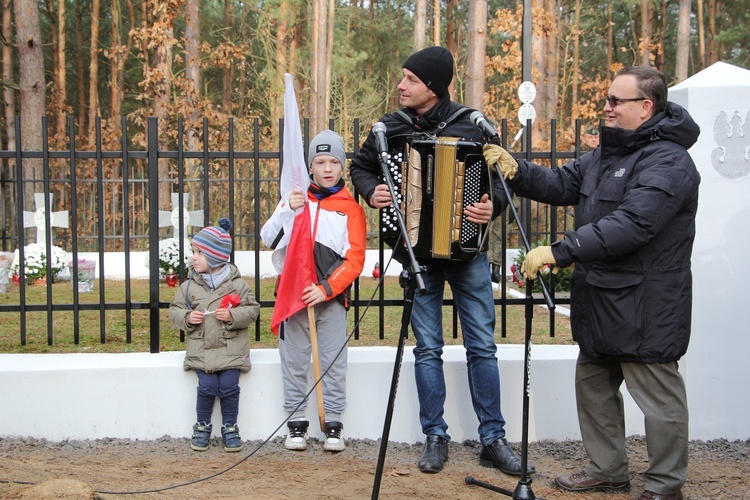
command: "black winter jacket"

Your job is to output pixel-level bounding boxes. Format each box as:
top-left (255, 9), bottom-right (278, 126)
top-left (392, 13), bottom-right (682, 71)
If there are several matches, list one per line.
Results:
top-left (510, 102), bottom-right (700, 363)
top-left (349, 95), bottom-right (509, 264)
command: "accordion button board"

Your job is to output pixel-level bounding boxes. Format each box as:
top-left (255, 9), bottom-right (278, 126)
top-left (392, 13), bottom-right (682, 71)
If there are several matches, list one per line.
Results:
top-left (381, 136), bottom-right (491, 261)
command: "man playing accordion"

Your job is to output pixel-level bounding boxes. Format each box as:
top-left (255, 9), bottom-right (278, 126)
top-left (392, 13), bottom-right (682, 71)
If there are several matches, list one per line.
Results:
top-left (349, 46), bottom-right (534, 477)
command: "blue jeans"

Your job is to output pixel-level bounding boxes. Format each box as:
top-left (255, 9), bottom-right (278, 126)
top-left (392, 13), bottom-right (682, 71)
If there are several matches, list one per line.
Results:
top-left (410, 254), bottom-right (506, 446)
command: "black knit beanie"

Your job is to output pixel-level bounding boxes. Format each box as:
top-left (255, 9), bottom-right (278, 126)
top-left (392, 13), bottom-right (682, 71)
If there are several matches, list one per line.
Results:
top-left (402, 46), bottom-right (454, 97)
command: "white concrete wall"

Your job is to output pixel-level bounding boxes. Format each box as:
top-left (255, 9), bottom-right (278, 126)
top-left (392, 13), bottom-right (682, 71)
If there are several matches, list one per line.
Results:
top-left (1, 345), bottom-right (639, 443)
top-left (71, 249), bottom-right (522, 280)
top-left (3, 341), bottom-right (741, 443)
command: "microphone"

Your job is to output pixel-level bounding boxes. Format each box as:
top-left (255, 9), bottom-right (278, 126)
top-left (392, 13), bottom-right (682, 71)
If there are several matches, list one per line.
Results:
top-left (470, 111), bottom-right (500, 143)
top-left (372, 122), bottom-right (389, 155)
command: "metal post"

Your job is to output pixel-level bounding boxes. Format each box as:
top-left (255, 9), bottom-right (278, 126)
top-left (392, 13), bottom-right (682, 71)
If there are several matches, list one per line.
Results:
top-left (148, 117), bottom-right (161, 353)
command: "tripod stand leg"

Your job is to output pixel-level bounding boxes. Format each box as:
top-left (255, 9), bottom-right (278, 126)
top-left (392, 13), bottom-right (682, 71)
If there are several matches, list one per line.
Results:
top-left (465, 476), bottom-right (515, 496)
top-left (371, 272), bottom-right (417, 500)
top-left (464, 280), bottom-right (542, 499)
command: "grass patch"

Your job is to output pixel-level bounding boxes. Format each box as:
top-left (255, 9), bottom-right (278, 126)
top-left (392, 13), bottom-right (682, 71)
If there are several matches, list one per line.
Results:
top-left (0, 276), bottom-right (573, 353)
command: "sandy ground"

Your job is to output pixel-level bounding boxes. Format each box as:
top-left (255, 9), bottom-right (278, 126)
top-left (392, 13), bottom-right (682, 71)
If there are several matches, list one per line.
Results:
top-left (0, 435), bottom-right (748, 499)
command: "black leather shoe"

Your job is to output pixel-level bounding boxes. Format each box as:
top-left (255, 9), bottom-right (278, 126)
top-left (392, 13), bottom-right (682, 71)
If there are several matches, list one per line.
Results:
top-left (479, 438), bottom-right (536, 476)
top-left (418, 435), bottom-right (449, 473)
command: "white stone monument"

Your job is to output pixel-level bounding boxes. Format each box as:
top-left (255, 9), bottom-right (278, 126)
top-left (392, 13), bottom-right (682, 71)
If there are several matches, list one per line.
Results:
top-left (669, 61), bottom-right (750, 440)
top-left (158, 192), bottom-right (204, 238)
top-left (22, 193), bottom-right (69, 247)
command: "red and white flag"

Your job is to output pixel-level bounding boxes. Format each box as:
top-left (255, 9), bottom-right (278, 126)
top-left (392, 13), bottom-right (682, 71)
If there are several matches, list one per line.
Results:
top-left (270, 74), bottom-right (315, 335)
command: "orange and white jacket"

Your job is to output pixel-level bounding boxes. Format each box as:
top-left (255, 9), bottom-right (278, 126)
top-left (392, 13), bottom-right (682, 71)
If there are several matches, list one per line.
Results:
top-left (260, 186), bottom-right (367, 304)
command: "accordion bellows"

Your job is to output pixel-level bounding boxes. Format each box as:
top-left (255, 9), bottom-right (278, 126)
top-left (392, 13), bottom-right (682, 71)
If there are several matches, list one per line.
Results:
top-left (382, 136), bottom-right (491, 261)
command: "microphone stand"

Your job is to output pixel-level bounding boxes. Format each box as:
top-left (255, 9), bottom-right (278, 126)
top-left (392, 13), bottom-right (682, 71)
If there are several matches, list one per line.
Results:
top-left (465, 133), bottom-right (553, 500)
top-left (371, 147), bottom-right (426, 500)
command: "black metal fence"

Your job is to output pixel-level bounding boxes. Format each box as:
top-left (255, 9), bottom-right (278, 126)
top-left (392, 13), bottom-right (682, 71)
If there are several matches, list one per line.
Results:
top-left (0, 115), bottom-right (584, 351)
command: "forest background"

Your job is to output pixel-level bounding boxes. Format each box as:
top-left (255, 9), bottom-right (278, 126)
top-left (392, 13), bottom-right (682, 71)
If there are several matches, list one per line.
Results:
top-left (3, 0), bottom-right (749, 251)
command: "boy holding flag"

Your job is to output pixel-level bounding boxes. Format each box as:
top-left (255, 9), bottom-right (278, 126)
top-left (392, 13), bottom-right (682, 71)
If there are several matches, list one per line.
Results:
top-left (261, 75), bottom-right (366, 452)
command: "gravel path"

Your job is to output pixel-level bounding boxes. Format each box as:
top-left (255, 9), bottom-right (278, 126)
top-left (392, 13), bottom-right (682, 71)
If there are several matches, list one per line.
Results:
top-left (1, 435), bottom-right (748, 498)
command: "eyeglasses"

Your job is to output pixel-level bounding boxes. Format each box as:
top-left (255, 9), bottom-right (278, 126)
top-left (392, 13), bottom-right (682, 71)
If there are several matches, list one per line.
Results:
top-left (605, 95), bottom-right (647, 107)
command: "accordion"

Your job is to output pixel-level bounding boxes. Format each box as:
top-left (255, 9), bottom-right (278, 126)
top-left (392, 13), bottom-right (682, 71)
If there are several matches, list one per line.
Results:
top-left (381, 136), bottom-right (491, 261)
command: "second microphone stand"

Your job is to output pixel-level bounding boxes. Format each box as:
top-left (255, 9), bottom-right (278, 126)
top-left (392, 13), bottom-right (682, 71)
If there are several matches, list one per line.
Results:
top-left (370, 145), bottom-right (426, 500)
top-left (465, 132), bottom-right (554, 500)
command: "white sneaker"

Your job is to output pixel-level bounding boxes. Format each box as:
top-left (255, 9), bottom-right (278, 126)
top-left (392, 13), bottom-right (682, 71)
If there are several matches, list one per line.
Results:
top-left (284, 420), bottom-right (308, 451)
top-left (323, 421), bottom-right (345, 452)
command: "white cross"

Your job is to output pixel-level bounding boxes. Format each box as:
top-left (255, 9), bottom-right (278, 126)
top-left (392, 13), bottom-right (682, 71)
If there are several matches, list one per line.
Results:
top-left (158, 193), bottom-right (204, 238)
top-left (22, 193), bottom-right (69, 247)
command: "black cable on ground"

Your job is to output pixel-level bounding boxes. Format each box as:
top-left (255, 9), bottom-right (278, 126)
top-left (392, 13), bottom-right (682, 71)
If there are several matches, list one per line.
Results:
top-left (1, 255), bottom-right (396, 496)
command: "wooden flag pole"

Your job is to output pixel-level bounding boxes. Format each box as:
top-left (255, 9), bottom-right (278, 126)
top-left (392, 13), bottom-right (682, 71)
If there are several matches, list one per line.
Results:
top-left (308, 305), bottom-right (326, 432)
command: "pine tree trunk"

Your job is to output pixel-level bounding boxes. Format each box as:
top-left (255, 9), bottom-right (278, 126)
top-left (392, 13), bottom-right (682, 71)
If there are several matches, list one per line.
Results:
top-left (432, 0), bottom-right (440, 45)
top-left (656, 0), bottom-right (666, 72)
top-left (708, 0), bottom-right (718, 64)
top-left (222, 0), bottom-right (232, 114)
top-left (236, 3), bottom-right (248, 116)
top-left (185, 0), bottom-right (201, 152)
top-left (316, 0), bottom-right (327, 132)
top-left (446, 0), bottom-right (457, 58)
top-left (76, 0), bottom-right (87, 133)
top-left (675, 0), bottom-right (691, 82)
top-left (2, 0), bottom-right (16, 151)
top-left (87, 0), bottom-right (101, 145)
top-left (310, 0), bottom-right (327, 135)
top-left (571, 0), bottom-right (581, 128)
top-left (110, 0), bottom-right (122, 119)
top-left (44, 0), bottom-right (59, 122)
top-left (14, 0), bottom-right (46, 212)
top-left (151, 0), bottom-right (174, 206)
top-left (414, 0), bottom-right (426, 50)
top-left (325, 0), bottom-right (334, 119)
top-left (546, 0), bottom-right (559, 126)
top-left (697, 0), bottom-right (706, 69)
top-left (275, 2), bottom-right (290, 80)
top-left (310, 0), bottom-right (319, 129)
top-left (44, 0), bottom-right (66, 141)
top-left (465, 0), bottom-right (487, 110)
top-left (57, 0), bottom-right (66, 139)
top-left (607, 0), bottom-right (613, 79)
top-left (640, 0), bottom-right (652, 66)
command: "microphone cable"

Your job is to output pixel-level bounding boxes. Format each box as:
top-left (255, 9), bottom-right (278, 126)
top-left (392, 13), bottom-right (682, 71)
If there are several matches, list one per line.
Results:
top-left (0, 250), bottom-right (400, 495)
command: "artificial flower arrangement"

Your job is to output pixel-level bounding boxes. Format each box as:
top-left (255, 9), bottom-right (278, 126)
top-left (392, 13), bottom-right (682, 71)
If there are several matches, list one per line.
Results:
top-left (12, 243), bottom-right (68, 283)
top-left (0, 251), bottom-right (14, 291)
top-left (71, 258), bottom-right (96, 292)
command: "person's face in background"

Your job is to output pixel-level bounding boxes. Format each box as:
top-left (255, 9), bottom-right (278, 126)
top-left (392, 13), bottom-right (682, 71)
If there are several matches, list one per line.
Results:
top-left (582, 132), bottom-right (599, 149)
top-left (397, 68), bottom-right (439, 115)
top-left (310, 154), bottom-right (343, 188)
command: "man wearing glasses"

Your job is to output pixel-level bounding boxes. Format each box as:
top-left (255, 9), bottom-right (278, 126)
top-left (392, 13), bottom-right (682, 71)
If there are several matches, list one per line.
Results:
top-left (484, 66), bottom-right (700, 500)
